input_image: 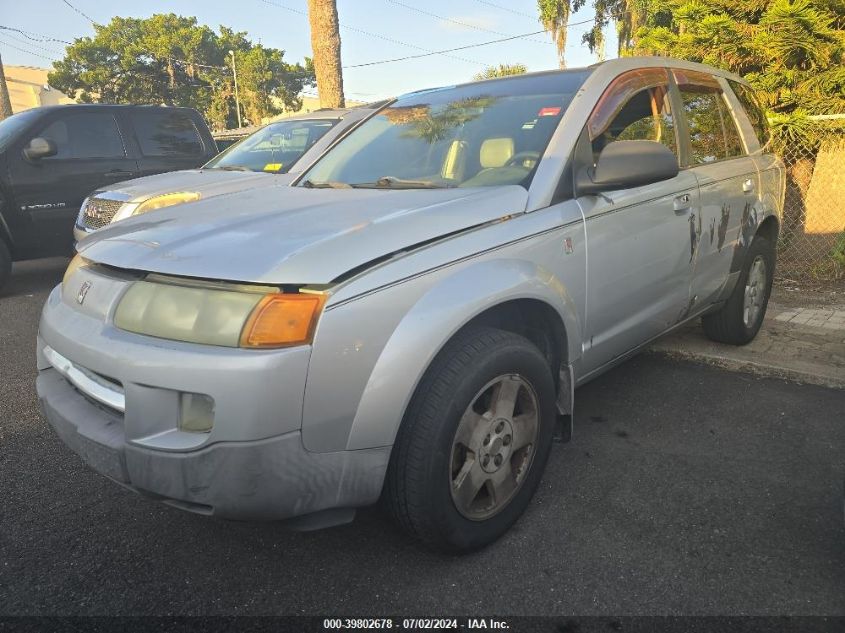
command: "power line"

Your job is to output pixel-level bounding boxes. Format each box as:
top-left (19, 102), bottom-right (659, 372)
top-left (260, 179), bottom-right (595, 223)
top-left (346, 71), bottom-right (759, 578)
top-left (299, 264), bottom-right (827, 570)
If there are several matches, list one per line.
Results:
top-left (0, 37), bottom-right (56, 61)
top-left (344, 30), bottom-right (549, 69)
top-left (384, 0), bottom-right (551, 46)
top-left (0, 25), bottom-right (71, 45)
top-left (470, 0), bottom-right (538, 20)
top-left (256, 0), bottom-right (485, 66)
top-left (0, 31), bottom-right (65, 57)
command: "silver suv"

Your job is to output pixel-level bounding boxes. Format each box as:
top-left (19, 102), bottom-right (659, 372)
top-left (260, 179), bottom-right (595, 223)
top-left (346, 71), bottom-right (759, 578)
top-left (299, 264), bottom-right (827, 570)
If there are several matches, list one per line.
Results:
top-left (37, 58), bottom-right (784, 552)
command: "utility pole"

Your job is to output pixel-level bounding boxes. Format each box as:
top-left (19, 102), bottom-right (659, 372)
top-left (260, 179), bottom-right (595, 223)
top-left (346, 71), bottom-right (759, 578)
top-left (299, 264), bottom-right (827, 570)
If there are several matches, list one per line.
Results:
top-left (229, 50), bottom-right (242, 129)
top-left (0, 53), bottom-right (13, 121)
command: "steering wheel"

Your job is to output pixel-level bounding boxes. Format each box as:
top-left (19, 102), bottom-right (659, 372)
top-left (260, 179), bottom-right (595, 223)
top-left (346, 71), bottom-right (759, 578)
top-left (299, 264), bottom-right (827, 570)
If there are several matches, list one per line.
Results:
top-left (505, 151), bottom-right (541, 170)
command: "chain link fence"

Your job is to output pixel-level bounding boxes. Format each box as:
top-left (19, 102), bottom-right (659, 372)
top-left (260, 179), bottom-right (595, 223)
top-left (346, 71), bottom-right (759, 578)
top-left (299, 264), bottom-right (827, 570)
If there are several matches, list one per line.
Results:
top-left (775, 115), bottom-right (845, 284)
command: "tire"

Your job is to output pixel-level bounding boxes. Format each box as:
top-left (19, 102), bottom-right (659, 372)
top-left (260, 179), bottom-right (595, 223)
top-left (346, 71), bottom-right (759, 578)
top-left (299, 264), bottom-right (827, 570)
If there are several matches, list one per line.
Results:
top-left (0, 239), bottom-right (10, 294)
top-left (702, 235), bottom-right (775, 345)
top-left (384, 326), bottom-right (557, 553)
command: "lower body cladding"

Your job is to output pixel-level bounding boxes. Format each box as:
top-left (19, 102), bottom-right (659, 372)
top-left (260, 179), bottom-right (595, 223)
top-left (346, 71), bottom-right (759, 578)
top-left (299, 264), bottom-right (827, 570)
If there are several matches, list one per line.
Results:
top-left (35, 286), bottom-right (391, 527)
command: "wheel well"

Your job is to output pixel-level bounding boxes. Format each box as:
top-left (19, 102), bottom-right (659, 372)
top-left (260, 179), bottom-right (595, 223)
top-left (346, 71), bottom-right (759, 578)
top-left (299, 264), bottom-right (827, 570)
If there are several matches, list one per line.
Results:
top-left (458, 299), bottom-right (568, 389)
top-left (756, 215), bottom-right (779, 245)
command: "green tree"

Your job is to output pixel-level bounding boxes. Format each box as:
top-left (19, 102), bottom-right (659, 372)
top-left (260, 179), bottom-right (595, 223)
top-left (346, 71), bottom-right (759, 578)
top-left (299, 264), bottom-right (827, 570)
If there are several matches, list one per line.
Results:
top-left (473, 63), bottom-right (528, 80)
top-left (626, 1), bottom-right (845, 119)
top-left (48, 14), bottom-right (315, 129)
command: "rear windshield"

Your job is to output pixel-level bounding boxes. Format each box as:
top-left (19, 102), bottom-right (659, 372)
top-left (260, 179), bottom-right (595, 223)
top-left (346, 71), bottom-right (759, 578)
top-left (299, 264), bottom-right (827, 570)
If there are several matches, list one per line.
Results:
top-left (206, 118), bottom-right (339, 173)
top-left (299, 70), bottom-right (591, 190)
top-left (0, 109), bottom-right (42, 152)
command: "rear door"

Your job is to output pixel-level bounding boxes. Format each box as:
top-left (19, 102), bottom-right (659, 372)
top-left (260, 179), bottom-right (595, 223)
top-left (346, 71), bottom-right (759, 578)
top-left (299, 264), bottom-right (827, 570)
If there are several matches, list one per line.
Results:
top-left (672, 70), bottom-right (759, 307)
top-left (578, 68), bottom-right (700, 376)
top-left (7, 108), bottom-right (137, 256)
top-left (129, 109), bottom-right (211, 177)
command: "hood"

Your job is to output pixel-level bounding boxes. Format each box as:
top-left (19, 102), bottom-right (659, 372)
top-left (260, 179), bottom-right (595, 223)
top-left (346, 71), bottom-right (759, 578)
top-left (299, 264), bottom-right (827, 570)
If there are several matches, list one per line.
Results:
top-left (77, 185), bottom-right (529, 284)
top-left (94, 169), bottom-right (287, 202)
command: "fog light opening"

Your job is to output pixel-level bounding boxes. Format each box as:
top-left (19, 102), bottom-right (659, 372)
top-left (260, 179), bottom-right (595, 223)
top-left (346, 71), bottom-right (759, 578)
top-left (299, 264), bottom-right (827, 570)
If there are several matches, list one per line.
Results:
top-left (179, 393), bottom-right (215, 433)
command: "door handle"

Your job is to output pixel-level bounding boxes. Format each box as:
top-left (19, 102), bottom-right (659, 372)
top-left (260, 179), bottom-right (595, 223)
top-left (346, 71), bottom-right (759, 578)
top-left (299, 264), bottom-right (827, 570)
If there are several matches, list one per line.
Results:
top-left (103, 170), bottom-right (134, 178)
top-left (673, 193), bottom-right (691, 212)
top-left (742, 178), bottom-right (755, 193)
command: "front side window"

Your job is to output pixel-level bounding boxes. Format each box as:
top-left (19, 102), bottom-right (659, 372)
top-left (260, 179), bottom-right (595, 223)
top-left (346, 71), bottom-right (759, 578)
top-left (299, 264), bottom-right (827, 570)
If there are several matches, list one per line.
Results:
top-left (588, 68), bottom-right (677, 161)
top-left (205, 119), bottom-right (338, 173)
top-left (37, 112), bottom-right (125, 159)
top-left (674, 70), bottom-right (746, 164)
top-left (134, 111), bottom-right (203, 157)
top-left (300, 71), bottom-right (591, 189)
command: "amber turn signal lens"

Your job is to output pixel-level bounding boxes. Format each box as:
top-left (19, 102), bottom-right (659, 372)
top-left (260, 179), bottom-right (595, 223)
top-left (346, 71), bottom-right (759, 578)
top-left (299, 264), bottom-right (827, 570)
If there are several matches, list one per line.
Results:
top-left (240, 293), bottom-right (326, 348)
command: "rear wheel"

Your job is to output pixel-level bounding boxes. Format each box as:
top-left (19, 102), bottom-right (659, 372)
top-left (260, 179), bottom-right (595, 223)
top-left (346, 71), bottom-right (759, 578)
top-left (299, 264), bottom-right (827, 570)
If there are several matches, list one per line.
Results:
top-left (0, 239), bottom-right (11, 293)
top-left (702, 235), bottom-right (774, 345)
top-left (384, 326), bottom-right (556, 552)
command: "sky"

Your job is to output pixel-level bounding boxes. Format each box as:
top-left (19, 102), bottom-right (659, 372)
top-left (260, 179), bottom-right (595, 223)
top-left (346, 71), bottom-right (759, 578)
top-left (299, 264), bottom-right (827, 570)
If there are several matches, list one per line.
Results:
top-left (0, 0), bottom-right (617, 101)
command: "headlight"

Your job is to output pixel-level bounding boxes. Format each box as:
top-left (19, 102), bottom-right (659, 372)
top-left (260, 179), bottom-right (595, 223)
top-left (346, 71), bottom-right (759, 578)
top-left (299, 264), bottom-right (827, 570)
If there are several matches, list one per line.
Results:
top-left (113, 276), bottom-right (327, 348)
top-left (130, 192), bottom-right (201, 217)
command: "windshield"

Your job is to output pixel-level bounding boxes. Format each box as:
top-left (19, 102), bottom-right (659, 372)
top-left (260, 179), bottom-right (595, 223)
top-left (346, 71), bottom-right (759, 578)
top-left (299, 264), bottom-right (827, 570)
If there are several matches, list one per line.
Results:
top-left (205, 118), bottom-right (339, 173)
top-left (0, 109), bottom-right (42, 152)
top-left (300, 71), bottom-right (591, 190)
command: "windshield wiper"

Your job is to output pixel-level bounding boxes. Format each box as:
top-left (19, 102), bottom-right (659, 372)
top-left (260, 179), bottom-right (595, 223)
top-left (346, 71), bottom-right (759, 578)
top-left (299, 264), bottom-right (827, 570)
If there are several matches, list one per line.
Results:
top-left (214, 165), bottom-right (252, 172)
top-left (350, 176), bottom-right (451, 189)
top-left (300, 179), bottom-right (353, 189)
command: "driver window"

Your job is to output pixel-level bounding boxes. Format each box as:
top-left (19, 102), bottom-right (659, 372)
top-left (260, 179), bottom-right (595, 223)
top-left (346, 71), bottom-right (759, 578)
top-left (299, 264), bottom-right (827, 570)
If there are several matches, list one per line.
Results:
top-left (587, 69), bottom-right (677, 162)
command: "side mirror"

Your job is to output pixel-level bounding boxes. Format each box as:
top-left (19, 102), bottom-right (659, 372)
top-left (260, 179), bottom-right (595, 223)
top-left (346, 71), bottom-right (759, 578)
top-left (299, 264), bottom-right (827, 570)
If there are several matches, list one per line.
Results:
top-left (576, 140), bottom-right (679, 196)
top-left (23, 137), bottom-right (58, 161)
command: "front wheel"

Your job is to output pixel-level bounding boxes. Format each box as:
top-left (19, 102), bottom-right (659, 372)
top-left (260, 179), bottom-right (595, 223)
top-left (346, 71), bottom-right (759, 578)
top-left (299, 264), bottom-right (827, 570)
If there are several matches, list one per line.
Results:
top-left (702, 235), bottom-right (775, 345)
top-left (384, 326), bottom-right (556, 552)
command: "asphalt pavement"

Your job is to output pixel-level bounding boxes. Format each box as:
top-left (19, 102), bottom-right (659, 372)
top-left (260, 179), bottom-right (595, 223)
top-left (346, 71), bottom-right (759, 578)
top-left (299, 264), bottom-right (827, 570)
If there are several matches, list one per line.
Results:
top-left (1, 258), bottom-right (843, 616)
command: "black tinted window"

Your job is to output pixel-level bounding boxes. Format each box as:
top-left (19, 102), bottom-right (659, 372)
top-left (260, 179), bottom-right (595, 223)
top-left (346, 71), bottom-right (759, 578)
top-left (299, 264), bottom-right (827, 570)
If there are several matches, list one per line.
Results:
top-left (134, 110), bottom-right (203, 157)
top-left (729, 81), bottom-right (771, 148)
top-left (38, 112), bottom-right (125, 159)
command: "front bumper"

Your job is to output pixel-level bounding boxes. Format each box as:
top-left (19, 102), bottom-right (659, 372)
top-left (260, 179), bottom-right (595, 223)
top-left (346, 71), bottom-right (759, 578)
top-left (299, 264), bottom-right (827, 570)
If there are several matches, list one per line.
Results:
top-left (36, 273), bottom-right (391, 522)
top-left (37, 368), bottom-right (389, 520)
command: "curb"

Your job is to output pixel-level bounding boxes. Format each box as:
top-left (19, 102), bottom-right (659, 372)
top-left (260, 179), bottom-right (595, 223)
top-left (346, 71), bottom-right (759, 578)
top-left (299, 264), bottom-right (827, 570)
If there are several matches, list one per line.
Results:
top-left (647, 346), bottom-right (845, 390)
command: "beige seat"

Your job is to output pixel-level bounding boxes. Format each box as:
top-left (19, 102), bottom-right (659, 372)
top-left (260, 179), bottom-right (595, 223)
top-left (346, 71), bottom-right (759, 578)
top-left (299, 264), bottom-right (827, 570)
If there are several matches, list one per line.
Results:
top-left (479, 137), bottom-right (514, 169)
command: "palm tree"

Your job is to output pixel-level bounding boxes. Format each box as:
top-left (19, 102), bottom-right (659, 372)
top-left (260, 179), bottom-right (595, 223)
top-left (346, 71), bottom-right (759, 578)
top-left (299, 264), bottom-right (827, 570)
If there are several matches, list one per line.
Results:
top-left (0, 53), bottom-right (13, 121)
top-left (307, 0), bottom-right (345, 108)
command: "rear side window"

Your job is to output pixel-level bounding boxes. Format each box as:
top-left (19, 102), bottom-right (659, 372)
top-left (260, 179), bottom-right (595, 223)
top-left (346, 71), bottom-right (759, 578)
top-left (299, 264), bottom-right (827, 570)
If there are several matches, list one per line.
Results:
top-left (729, 80), bottom-right (771, 149)
top-left (37, 112), bottom-right (125, 159)
top-left (133, 110), bottom-right (203, 157)
top-left (673, 70), bottom-right (745, 164)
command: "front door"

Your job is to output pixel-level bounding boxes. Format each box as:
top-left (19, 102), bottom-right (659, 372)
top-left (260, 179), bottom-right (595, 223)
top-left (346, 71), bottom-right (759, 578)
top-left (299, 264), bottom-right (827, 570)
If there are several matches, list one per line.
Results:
top-left (9, 109), bottom-right (138, 256)
top-left (577, 68), bottom-right (699, 376)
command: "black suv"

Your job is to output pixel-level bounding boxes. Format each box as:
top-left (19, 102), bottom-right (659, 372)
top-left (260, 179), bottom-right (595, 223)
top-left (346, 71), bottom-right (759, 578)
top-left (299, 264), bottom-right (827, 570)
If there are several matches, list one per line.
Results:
top-left (0, 104), bottom-right (217, 290)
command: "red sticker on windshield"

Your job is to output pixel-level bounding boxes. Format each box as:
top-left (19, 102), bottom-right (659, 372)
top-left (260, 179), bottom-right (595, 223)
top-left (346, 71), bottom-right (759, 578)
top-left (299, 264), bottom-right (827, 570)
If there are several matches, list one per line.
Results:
top-left (538, 107), bottom-right (561, 116)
